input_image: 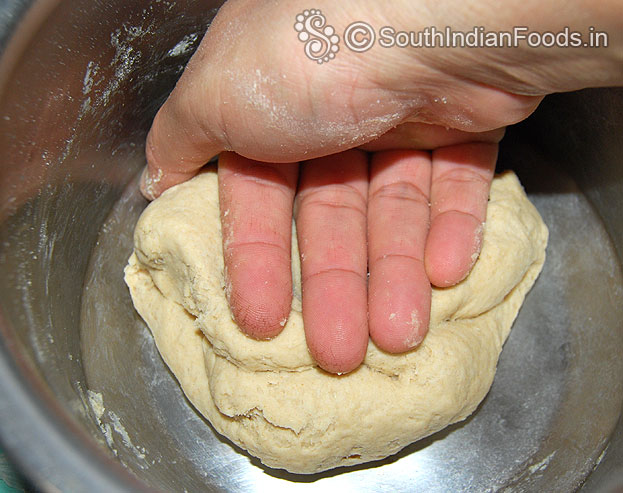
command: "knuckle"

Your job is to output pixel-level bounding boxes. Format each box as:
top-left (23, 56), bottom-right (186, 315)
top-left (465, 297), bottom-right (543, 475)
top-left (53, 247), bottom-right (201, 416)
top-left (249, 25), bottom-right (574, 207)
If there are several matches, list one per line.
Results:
top-left (226, 239), bottom-right (291, 261)
top-left (435, 167), bottom-right (491, 189)
top-left (370, 252), bottom-right (424, 265)
top-left (302, 266), bottom-right (366, 284)
top-left (370, 180), bottom-right (429, 206)
top-left (298, 185), bottom-right (367, 217)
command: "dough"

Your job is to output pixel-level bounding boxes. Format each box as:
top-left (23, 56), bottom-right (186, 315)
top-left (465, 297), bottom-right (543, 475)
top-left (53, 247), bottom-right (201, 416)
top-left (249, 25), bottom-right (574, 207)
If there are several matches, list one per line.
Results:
top-left (124, 168), bottom-right (548, 474)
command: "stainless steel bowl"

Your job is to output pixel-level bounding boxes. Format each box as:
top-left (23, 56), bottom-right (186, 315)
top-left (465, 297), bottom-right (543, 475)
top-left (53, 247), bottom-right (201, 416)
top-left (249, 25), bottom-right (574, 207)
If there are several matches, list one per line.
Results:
top-left (0, 1), bottom-right (622, 491)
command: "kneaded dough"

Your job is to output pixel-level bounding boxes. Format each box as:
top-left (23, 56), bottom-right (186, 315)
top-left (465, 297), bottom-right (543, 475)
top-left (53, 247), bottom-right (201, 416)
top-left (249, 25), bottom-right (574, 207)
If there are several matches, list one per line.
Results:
top-left (124, 168), bottom-right (548, 474)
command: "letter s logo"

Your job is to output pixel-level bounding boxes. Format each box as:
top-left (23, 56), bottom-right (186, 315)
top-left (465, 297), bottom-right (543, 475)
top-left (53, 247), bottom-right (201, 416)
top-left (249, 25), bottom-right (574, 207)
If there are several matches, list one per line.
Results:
top-left (294, 9), bottom-right (340, 64)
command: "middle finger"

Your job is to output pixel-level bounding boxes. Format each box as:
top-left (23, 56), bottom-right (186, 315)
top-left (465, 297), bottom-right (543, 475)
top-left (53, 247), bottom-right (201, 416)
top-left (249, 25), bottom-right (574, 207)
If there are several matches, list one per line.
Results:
top-left (296, 150), bottom-right (369, 374)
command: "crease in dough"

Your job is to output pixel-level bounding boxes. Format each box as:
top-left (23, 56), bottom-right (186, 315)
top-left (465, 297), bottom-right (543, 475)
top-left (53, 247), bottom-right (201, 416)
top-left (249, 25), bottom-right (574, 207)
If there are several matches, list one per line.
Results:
top-left (124, 168), bottom-right (548, 474)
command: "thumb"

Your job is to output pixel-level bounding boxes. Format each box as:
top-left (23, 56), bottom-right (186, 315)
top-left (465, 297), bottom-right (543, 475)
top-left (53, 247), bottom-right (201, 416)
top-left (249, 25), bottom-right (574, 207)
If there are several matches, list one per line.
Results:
top-left (141, 0), bottom-right (256, 199)
top-left (142, 102), bottom-right (224, 199)
top-left (141, 27), bottom-right (229, 199)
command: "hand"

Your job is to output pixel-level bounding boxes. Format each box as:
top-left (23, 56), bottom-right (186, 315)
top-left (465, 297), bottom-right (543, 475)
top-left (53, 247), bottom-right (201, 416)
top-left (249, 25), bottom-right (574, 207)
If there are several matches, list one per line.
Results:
top-left (142, 0), bottom-right (622, 372)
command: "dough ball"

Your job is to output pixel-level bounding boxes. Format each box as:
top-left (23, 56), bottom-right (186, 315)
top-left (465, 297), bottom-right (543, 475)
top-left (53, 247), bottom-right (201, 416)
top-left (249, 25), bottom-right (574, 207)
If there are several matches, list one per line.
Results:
top-left (124, 168), bottom-right (547, 474)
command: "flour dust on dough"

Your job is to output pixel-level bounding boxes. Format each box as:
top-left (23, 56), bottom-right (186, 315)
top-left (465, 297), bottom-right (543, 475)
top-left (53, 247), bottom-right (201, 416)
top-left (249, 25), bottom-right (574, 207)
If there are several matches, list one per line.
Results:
top-left (124, 168), bottom-right (548, 474)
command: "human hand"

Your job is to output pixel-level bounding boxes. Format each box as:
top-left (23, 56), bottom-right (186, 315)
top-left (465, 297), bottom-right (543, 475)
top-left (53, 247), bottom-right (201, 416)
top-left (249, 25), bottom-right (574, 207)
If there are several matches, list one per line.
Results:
top-left (143, 0), bottom-right (622, 372)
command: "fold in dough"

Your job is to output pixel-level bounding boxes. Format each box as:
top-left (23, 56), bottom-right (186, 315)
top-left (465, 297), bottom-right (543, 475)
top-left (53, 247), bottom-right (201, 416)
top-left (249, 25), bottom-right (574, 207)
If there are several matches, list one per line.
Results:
top-left (125, 169), bottom-right (548, 474)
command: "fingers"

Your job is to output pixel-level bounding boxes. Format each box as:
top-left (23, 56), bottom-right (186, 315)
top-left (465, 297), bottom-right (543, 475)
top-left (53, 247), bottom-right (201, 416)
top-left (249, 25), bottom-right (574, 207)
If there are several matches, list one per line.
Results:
top-left (295, 150), bottom-right (369, 374)
top-left (368, 150), bottom-right (432, 353)
top-left (425, 142), bottom-right (497, 287)
top-left (218, 152), bottom-right (299, 339)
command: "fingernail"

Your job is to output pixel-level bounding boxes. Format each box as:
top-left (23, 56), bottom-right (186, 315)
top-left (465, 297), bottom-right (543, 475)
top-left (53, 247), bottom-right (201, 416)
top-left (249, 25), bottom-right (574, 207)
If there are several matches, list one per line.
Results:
top-left (469, 222), bottom-right (486, 270)
top-left (405, 310), bottom-right (426, 349)
top-left (140, 166), bottom-right (162, 201)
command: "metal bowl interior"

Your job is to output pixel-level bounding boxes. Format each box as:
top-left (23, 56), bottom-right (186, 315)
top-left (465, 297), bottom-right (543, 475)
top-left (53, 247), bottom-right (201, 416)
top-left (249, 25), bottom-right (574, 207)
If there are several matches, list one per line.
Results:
top-left (0, 1), bottom-right (622, 492)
